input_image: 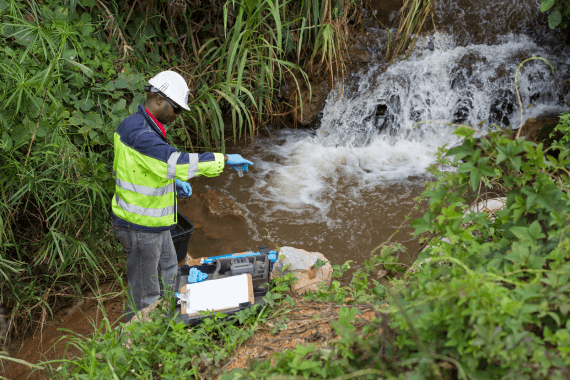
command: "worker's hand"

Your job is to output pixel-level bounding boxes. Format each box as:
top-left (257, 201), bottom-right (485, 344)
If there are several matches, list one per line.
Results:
top-left (225, 154), bottom-right (253, 172)
top-left (175, 179), bottom-right (192, 198)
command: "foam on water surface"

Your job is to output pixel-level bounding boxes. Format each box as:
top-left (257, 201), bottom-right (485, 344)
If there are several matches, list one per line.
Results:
top-left (218, 2), bottom-right (570, 263)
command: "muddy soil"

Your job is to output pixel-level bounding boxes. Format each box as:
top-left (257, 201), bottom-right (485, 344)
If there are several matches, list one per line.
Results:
top-left (222, 295), bottom-right (383, 376)
top-left (3, 282), bottom-right (124, 380)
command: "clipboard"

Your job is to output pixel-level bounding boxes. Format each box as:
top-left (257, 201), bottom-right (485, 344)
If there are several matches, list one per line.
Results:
top-left (179, 273), bottom-right (255, 317)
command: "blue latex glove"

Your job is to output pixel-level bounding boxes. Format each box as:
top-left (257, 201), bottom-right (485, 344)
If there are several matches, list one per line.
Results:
top-left (175, 179), bottom-right (192, 198)
top-left (226, 154), bottom-right (253, 172)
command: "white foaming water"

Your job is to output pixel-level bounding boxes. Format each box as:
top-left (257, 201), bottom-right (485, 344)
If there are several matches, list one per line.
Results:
top-left (317, 32), bottom-right (570, 148)
top-left (234, 129), bottom-right (436, 249)
top-left (251, 130), bottom-right (434, 207)
top-left (243, 33), bottom-right (570, 221)
top-left (223, 4), bottom-right (570, 259)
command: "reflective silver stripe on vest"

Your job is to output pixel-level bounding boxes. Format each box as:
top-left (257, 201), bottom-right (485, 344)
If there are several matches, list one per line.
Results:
top-left (116, 194), bottom-right (175, 218)
top-left (116, 177), bottom-right (174, 197)
top-left (167, 151), bottom-right (182, 179)
top-left (188, 153), bottom-right (198, 179)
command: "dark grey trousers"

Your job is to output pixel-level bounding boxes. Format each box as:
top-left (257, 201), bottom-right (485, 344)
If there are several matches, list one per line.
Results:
top-left (112, 223), bottom-right (178, 322)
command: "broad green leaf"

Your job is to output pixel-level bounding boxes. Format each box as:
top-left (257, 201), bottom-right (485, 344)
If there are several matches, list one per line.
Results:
top-left (84, 112), bottom-right (103, 128)
top-left (510, 226), bottom-right (530, 240)
top-left (80, 25), bottom-right (93, 37)
top-left (549, 11), bottom-right (562, 28)
top-left (528, 220), bottom-right (544, 239)
top-left (75, 99), bottom-right (94, 112)
top-left (1, 131), bottom-right (13, 148)
top-left (470, 168), bottom-right (482, 191)
top-left (510, 156), bottom-right (522, 171)
top-left (111, 99), bottom-right (126, 114)
top-left (115, 77), bottom-right (128, 89)
top-left (69, 111), bottom-right (84, 126)
top-left (540, 0), bottom-right (555, 12)
top-left (62, 49), bottom-right (77, 60)
top-left (128, 101), bottom-right (139, 114)
top-left (11, 124), bottom-right (32, 147)
top-left (35, 120), bottom-right (49, 138)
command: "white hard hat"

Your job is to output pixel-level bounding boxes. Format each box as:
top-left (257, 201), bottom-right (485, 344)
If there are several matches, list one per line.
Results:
top-left (148, 71), bottom-right (191, 111)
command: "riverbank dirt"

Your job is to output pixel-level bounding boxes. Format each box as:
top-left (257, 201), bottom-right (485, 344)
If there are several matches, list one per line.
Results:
top-left (221, 296), bottom-right (382, 377)
top-left (3, 282), bottom-right (124, 380)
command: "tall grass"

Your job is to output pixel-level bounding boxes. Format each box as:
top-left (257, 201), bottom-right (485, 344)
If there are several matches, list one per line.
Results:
top-left (0, 0), bottom-right (123, 339)
top-left (390, 0), bottom-right (434, 62)
top-left (102, 0), bottom-right (361, 150)
top-left (0, 0), bottom-right (365, 343)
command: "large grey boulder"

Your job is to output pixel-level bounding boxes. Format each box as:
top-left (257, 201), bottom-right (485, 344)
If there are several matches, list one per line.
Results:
top-left (271, 247), bottom-right (333, 295)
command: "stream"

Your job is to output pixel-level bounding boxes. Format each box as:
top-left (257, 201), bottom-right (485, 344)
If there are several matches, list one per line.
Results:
top-left (192, 0), bottom-right (570, 269)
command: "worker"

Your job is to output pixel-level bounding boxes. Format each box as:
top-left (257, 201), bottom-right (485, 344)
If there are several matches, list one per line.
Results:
top-left (111, 71), bottom-right (252, 322)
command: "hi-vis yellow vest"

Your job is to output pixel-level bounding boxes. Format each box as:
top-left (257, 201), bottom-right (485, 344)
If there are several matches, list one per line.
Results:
top-left (112, 105), bottom-right (224, 229)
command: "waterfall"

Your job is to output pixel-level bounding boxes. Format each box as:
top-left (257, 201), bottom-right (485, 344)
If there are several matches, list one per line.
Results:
top-left (225, 0), bottom-right (570, 260)
top-left (317, 25), bottom-right (569, 150)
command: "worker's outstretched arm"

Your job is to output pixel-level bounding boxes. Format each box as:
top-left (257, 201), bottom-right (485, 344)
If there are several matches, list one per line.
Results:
top-left (115, 126), bottom-right (224, 182)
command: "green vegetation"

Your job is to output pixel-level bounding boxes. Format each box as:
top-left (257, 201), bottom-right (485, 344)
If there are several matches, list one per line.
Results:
top-left (46, 123), bottom-right (570, 378)
top-left (227, 126), bottom-right (570, 379)
top-left (551, 111), bottom-right (570, 147)
top-left (390, 0), bottom-right (434, 62)
top-left (540, 0), bottom-right (570, 29)
top-left (0, 0), bottom-right (123, 338)
top-left (48, 270), bottom-right (299, 379)
top-left (0, 0), bottom-right (363, 343)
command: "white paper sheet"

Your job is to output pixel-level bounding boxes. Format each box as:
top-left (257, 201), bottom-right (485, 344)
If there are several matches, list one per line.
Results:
top-left (182, 274), bottom-right (251, 315)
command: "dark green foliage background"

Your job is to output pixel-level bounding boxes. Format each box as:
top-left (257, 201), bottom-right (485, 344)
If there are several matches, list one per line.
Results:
top-left (541, 0), bottom-right (570, 28)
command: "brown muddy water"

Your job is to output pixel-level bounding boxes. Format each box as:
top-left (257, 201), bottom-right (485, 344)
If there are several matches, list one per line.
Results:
top-left (184, 134), bottom-right (428, 269)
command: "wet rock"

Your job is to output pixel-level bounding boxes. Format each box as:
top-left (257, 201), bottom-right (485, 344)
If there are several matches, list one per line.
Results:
top-left (465, 198), bottom-right (506, 222)
top-left (271, 247), bottom-right (333, 295)
top-left (452, 98), bottom-right (473, 124)
top-left (369, 0), bottom-right (403, 28)
top-left (199, 190), bottom-right (244, 218)
top-left (376, 104), bottom-right (387, 116)
top-left (348, 46), bottom-right (372, 63)
top-left (489, 89), bottom-right (515, 127)
top-left (517, 114), bottom-right (560, 144)
top-left (296, 80), bottom-right (331, 126)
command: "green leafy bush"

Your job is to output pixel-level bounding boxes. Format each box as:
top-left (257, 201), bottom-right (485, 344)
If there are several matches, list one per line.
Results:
top-left (0, 0), bottom-right (128, 334)
top-left (228, 127), bottom-right (570, 380)
top-left (540, 0), bottom-right (570, 29)
top-left (551, 111), bottom-right (570, 148)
